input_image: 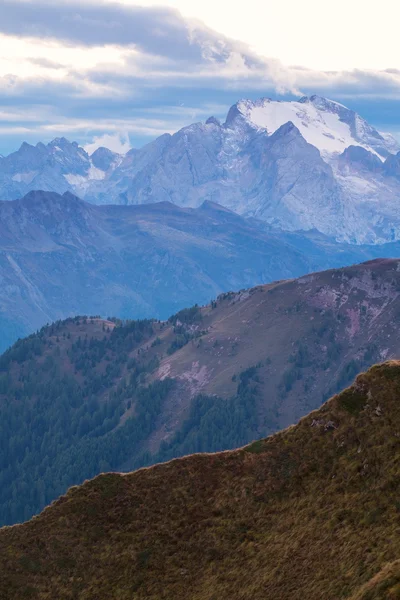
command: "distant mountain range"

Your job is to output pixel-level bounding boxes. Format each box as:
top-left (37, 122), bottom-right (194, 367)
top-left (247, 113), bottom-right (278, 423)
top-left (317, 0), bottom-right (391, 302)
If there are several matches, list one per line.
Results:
top-left (1, 95), bottom-right (400, 243)
top-left (1, 258), bottom-right (400, 525)
top-left (2, 190), bottom-right (400, 353)
top-left (2, 92), bottom-right (400, 600)
top-left (1, 355), bottom-right (400, 599)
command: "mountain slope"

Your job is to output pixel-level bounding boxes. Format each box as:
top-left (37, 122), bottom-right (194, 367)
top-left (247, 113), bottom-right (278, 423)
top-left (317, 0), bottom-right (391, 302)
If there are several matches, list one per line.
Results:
top-left (350, 561), bottom-right (400, 600)
top-left (0, 190), bottom-right (320, 352)
top-left (232, 95), bottom-right (399, 159)
top-left (82, 98), bottom-right (400, 243)
top-left (3, 190), bottom-right (400, 353)
top-left (0, 360), bottom-right (399, 600)
top-left (0, 138), bottom-right (119, 201)
top-left (2, 96), bottom-right (400, 243)
top-left (2, 259), bottom-right (400, 525)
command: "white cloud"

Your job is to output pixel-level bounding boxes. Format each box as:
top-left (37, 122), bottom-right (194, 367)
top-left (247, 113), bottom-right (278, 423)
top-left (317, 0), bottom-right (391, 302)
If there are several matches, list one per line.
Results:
top-left (84, 132), bottom-right (131, 154)
top-left (1, 1), bottom-right (400, 98)
top-left (118, 0), bottom-right (400, 71)
top-left (0, 0), bottom-right (400, 155)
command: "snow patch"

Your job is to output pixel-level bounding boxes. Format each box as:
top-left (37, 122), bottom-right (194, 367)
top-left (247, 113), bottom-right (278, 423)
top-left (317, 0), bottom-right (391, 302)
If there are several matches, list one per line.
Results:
top-left (12, 171), bottom-right (38, 184)
top-left (64, 173), bottom-right (87, 187)
top-left (88, 165), bottom-right (106, 181)
top-left (64, 165), bottom-right (105, 189)
top-left (236, 97), bottom-right (393, 161)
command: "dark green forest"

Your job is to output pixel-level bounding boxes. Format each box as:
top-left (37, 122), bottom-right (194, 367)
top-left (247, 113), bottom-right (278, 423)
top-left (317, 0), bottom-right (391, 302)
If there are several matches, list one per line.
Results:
top-left (0, 317), bottom-right (266, 525)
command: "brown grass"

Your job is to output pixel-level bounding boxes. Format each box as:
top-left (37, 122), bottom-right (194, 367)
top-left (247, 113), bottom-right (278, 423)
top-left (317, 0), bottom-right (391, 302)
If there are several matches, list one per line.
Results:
top-left (350, 560), bottom-right (400, 599)
top-left (0, 361), bottom-right (400, 599)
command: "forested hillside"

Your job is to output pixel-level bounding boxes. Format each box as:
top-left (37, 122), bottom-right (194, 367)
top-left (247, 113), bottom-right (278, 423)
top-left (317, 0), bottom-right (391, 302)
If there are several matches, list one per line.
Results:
top-left (1, 361), bottom-right (400, 599)
top-left (1, 258), bottom-right (400, 525)
top-left (0, 314), bottom-right (260, 525)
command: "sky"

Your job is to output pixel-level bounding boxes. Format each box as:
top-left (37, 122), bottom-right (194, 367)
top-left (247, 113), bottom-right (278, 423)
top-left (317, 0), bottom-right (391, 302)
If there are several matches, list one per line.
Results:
top-left (0, 0), bottom-right (400, 154)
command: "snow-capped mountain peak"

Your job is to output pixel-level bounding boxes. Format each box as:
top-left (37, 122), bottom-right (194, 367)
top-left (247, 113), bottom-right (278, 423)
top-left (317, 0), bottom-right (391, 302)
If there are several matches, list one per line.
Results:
top-left (1, 96), bottom-right (400, 245)
top-left (231, 95), bottom-right (399, 160)
top-left (299, 94), bottom-right (348, 111)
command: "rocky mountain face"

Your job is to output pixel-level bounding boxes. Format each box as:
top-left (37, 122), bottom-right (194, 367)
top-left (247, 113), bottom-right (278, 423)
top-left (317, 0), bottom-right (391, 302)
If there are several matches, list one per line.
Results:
top-left (3, 190), bottom-right (400, 354)
top-left (1, 96), bottom-right (400, 243)
top-left (1, 359), bottom-right (400, 599)
top-left (233, 95), bottom-right (399, 159)
top-left (1, 258), bottom-right (400, 525)
top-left (0, 137), bottom-right (120, 201)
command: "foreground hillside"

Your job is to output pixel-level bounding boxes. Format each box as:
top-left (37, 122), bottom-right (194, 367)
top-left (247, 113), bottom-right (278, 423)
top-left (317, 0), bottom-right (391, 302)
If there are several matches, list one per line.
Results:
top-left (0, 361), bottom-right (399, 600)
top-left (3, 189), bottom-right (397, 353)
top-left (1, 259), bottom-right (400, 526)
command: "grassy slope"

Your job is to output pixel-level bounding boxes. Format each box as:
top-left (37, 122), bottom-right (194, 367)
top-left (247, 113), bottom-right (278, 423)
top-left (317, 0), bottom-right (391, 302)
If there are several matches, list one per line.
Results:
top-left (350, 561), bottom-right (400, 599)
top-left (0, 361), bottom-right (399, 600)
top-left (150, 258), bottom-right (400, 435)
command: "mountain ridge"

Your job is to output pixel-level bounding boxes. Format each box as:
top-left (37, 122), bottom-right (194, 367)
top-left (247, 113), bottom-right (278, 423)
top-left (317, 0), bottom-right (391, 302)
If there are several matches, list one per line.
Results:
top-left (0, 359), bottom-right (399, 599)
top-left (4, 189), bottom-right (400, 353)
top-left (1, 96), bottom-right (400, 243)
top-left (233, 94), bottom-right (399, 159)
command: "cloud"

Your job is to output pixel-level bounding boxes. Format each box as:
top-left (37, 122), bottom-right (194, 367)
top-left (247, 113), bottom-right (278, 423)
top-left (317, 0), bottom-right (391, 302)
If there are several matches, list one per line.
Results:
top-left (84, 132), bottom-right (131, 154)
top-left (1, 0), bottom-right (400, 154)
top-left (0, 0), bottom-right (236, 63)
top-left (28, 58), bottom-right (66, 70)
top-left (0, 0), bottom-right (292, 89)
top-left (2, 0), bottom-right (400, 98)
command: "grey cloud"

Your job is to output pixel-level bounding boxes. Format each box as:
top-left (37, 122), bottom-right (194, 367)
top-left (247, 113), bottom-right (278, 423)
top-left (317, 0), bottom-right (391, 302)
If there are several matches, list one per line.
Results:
top-left (1, 61), bottom-right (400, 154)
top-left (0, 0), bottom-right (245, 65)
top-left (1, 1), bottom-right (400, 154)
top-left (28, 58), bottom-right (66, 70)
top-left (8, 0), bottom-right (385, 96)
